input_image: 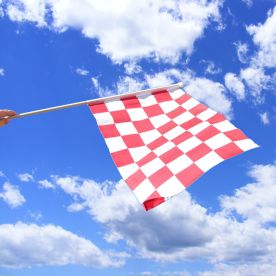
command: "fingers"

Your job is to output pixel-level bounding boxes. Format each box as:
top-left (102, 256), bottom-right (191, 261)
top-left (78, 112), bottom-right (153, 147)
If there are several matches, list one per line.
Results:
top-left (0, 110), bottom-right (16, 128)
top-left (0, 110), bottom-right (17, 118)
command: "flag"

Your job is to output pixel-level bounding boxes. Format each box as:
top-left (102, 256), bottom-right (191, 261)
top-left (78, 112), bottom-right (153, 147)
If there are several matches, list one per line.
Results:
top-left (89, 87), bottom-right (258, 211)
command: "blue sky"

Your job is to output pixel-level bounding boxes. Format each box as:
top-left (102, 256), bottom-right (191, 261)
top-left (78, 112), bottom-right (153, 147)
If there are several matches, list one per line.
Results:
top-left (1, 0), bottom-right (276, 275)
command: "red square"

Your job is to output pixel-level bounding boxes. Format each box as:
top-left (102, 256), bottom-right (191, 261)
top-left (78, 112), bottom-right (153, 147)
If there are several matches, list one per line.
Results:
top-left (215, 142), bottom-right (243, 159)
top-left (176, 164), bottom-right (203, 187)
top-left (111, 149), bottom-right (134, 167)
top-left (189, 103), bottom-right (208, 116)
top-left (111, 110), bottom-right (131, 123)
top-left (208, 113), bottom-right (225, 124)
top-left (172, 131), bottom-right (193, 145)
top-left (181, 117), bottom-right (201, 130)
top-left (133, 119), bottom-right (154, 132)
top-left (153, 90), bottom-right (172, 102)
top-left (186, 143), bottom-right (211, 162)
top-left (224, 129), bottom-right (248, 141)
top-left (167, 106), bottom-right (186, 119)
top-left (158, 121), bottom-right (177, 134)
top-left (122, 96), bottom-right (141, 109)
top-left (143, 191), bottom-right (165, 211)
top-left (99, 124), bottom-right (120, 138)
top-left (160, 147), bottom-right (183, 164)
top-left (122, 134), bottom-right (145, 148)
top-left (148, 136), bottom-right (168, 150)
top-left (149, 166), bottom-right (174, 188)
top-left (196, 125), bottom-right (220, 141)
top-left (126, 170), bottom-right (146, 190)
top-left (137, 152), bottom-right (157, 167)
top-left (144, 104), bottom-right (164, 117)
top-left (89, 102), bottom-right (108, 114)
top-left (175, 93), bottom-right (191, 105)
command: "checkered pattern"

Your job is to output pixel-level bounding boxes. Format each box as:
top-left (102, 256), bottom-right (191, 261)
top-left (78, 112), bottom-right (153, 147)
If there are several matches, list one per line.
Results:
top-left (89, 88), bottom-right (258, 211)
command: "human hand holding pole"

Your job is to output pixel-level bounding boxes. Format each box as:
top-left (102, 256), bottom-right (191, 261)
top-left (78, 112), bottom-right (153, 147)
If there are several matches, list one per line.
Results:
top-left (0, 110), bottom-right (17, 127)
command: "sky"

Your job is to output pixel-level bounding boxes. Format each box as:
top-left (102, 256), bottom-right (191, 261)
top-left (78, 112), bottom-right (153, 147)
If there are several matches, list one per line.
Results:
top-left (0, 0), bottom-right (276, 275)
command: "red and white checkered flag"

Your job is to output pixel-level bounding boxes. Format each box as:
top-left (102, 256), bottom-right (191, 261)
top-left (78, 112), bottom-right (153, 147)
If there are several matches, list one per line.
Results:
top-left (89, 87), bottom-right (258, 211)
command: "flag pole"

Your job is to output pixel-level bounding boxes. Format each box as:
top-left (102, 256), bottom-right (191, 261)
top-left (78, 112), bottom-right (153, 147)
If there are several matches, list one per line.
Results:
top-left (8, 82), bottom-right (184, 120)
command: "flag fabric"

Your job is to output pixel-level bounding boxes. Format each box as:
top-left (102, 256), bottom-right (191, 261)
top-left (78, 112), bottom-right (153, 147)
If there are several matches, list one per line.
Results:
top-left (89, 87), bottom-right (258, 211)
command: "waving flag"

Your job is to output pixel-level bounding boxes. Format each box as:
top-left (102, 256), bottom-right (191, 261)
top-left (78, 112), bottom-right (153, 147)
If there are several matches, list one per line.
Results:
top-left (89, 87), bottom-right (258, 210)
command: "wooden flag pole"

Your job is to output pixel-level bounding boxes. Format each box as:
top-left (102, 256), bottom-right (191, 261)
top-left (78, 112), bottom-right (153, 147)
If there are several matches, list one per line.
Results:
top-left (8, 82), bottom-right (184, 120)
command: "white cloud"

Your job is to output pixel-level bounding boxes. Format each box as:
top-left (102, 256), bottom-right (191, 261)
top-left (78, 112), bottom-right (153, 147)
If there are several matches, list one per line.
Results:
top-left (234, 42), bottom-right (249, 63)
top-left (0, 171), bottom-right (5, 178)
top-left (18, 172), bottom-right (34, 182)
top-left (48, 161), bottom-right (276, 270)
top-left (202, 60), bottom-right (221, 75)
top-left (6, 0), bottom-right (47, 27)
top-left (247, 7), bottom-right (276, 68)
top-left (259, 112), bottom-right (270, 125)
top-left (0, 182), bottom-right (25, 208)
top-left (0, 222), bottom-right (126, 268)
top-left (240, 66), bottom-right (271, 102)
top-left (4, 0), bottom-right (222, 63)
top-left (38, 179), bottom-right (55, 189)
top-left (124, 62), bottom-right (142, 75)
top-left (224, 72), bottom-right (245, 101)
top-left (241, 0), bottom-right (253, 8)
top-left (0, 68), bottom-right (4, 76)
top-left (76, 68), bottom-right (89, 76)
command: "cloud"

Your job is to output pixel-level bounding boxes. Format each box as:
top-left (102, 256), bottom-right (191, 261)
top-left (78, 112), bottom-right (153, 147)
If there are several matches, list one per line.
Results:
top-left (0, 222), bottom-right (126, 268)
top-left (3, 0), bottom-right (222, 63)
top-left (234, 42), bottom-right (249, 64)
top-left (38, 179), bottom-right (55, 189)
top-left (6, 0), bottom-right (47, 27)
top-left (75, 68), bottom-right (89, 76)
top-left (259, 112), bottom-right (270, 125)
top-left (48, 161), bottom-right (276, 270)
top-left (0, 182), bottom-right (25, 208)
top-left (224, 72), bottom-right (245, 101)
top-left (241, 0), bottom-right (253, 8)
top-left (247, 7), bottom-right (276, 68)
top-left (202, 60), bottom-right (222, 75)
top-left (18, 173), bottom-right (34, 182)
top-left (0, 68), bottom-right (4, 76)
top-left (240, 66), bottom-right (271, 102)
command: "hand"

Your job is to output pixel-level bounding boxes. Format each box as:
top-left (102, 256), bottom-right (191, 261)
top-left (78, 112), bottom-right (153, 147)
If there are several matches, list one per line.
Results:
top-left (0, 110), bottom-right (17, 127)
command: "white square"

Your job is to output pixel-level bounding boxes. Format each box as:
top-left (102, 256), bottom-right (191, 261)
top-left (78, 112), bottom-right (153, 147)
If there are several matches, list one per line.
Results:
top-left (163, 126), bottom-right (184, 140)
top-left (157, 176), bottom-right (185, 198)
top-left (138, 94), bottom-right (157, 107)
top-left (154, 141), bottom-right (175, 156)
top-left (178, 136), bottom-right (202, 153)
top-left (150, 114), bottom-right (170, 128)
top-left (141, 158), bottom-right (164, 177)
top-left (127, 108), bottom-right (148, 121)
top-left (214, 120), bottom-right (236, 132)
top-left (170, 88), bottom-right (185, 100)
top-left (189, 122), bottom-right (210, 135)
top-left (118, 163), bottom-right (139, 179)
top-left (116, 122), bottom-right (138, 135)
top-left (195, 151), bottom-right (223, 172)
top-left (133, 179), bottom-right (155, 204)
top-left (93, 112), bottom-right (114, 125)
top-left (205, 133), bottom-right (232, 150)
top-left (167, 154), bottom-right (193, 174)
top-left (105, 136), bottom-right (127, 153)
top-left (235, 139), bottom-right (259, 152)
top-left (173, 111), bottom-right (194, 125)
top-left (182, 98), bottom-right (199, 110)
top-left (129, 146), bottom-right (152, 162)
top-left (105, 100), bottom-right (125, 111)
top-left (197, 109), bottom-right (217, 121)
top-left (140, 129), bottom-right (161, 144)
top-left (159, 101), bottom-right (179, 113)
